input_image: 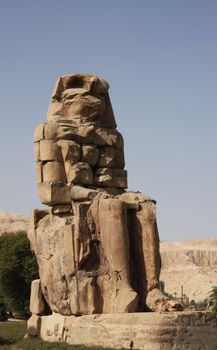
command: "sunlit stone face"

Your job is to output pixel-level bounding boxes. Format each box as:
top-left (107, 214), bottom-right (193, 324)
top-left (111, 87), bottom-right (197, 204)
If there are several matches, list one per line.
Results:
top-left (47, 74), bottom-right (110, 124)
top-left (61, 86), bottom-right (106, 122)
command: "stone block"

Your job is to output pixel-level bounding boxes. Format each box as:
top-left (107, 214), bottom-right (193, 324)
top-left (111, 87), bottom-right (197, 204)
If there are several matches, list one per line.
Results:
top-left (37, 312), bottom-right (217, 350)
top-left (65, 162), bottom-right (93, 185)
top-left (57, 123), bottom-right (94, 144)
top-left (27, 314), bottom-right (41, 337)
top-left (33, 142), bottom-right (40, 161)
top-left (34, 124), bottom-right (44, 142)
top-left (81, 145), bottom-right (99, 166)
top-left (107, 129), bottom-right (124, 149)
top-left (94, 168), bottom-right (112, 187)
top-left (93, 128), bottom-right (124, 149)
top-left (69, 276), bottom-right (98, 315)
top-left (30, 279), bottom-right (45, 315)
top-left (73, 202), bottom-right (91, 242)
top-left (98, 146), bottom-right (125, 168)
top-left (58, 140), bottom-right (80, 162)
top-left (35, 162), bottom-right (43, 183)
top-left (40, 140), bottom-right (62, 161)
top-left (102, 187), bottom-right (125, 196)
top-left (119, 191), bottom-right (155, 204)
top-left (70, 186), bottom-right (98, 201)
top-left (44, 121), bottom-right (59, 140)
top-left (39, 313), bottom-right (65, 342)
top-left (43, 161), bottom-right (66, 182)
top-left (31, 208), bottom-right (50, 230)
top-left (56, 124), bottom-right (76, 141)
top-left (52, 204), bottom-right (72, 214)
top-left (94, 168), bottom-right (127, 188)
top-left (37, 182), bottom-right (70, 205)
top-left (93, 128), bottom-right (108, 145)
top-left (47, 99), bottom-right (63, 119)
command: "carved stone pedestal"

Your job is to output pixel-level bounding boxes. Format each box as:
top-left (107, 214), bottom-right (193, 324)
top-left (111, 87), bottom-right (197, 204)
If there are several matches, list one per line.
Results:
top-left (27, 311), bottom-right (217, 350)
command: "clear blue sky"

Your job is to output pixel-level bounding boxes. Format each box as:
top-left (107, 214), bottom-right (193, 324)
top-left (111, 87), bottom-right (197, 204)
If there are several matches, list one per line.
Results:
top-left (0, 0), bottom-right (216, 241)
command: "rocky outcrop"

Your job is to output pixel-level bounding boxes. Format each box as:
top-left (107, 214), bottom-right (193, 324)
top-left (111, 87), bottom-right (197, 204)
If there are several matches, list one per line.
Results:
top-left (160, 239), bottom-right (217, 302)
top-left (0, 210), bottom-right (29, 235)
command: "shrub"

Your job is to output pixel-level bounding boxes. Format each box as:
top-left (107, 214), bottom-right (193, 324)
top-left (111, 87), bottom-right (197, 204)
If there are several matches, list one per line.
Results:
top-left (0, 231), bottom-right (39, 318)
top-left (209, 286), bottom-right (217, 313)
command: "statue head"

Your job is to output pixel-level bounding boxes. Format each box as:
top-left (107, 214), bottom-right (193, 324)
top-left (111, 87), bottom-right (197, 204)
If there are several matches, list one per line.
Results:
top-left (47, 74), bottom-right (117, 129)
top-left (34, 74), bottom-right (127, 207)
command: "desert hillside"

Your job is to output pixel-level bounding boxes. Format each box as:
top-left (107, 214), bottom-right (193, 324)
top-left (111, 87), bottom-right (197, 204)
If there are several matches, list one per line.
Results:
top-left (0, 210), bottom-right (29, 235)
top-left (160, 239), bottom-right (217, 303)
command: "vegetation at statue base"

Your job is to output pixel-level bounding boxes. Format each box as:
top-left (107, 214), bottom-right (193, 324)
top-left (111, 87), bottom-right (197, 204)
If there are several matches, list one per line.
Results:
top-left (0, 231), bottom-right (39, 318)
top-left (0, 321), bottom-right (121, 350)
top-left (209, 286), bottom-right (217, 313)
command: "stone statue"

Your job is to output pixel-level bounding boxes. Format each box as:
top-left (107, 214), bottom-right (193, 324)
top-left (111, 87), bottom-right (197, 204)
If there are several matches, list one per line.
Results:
top-left (29, 74), bottom-right (179, 318)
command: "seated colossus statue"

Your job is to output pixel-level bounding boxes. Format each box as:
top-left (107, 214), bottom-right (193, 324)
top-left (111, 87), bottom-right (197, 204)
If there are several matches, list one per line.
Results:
top-left (29, 74), bottom-right (179, 316)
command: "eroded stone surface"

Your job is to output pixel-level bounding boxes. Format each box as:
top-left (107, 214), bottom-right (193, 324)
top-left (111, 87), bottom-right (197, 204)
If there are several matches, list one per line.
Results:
top-left (28, 312), bottom-right (217, 350)
top-left (33, 74), bottom-right (127, 205)
top-left (30, 279), bottom-right (45, 315)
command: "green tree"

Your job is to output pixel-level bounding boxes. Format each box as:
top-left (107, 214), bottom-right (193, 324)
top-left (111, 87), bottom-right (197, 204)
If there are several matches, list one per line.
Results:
top-left (159, 280), bottom-right (173, 299)
top-left (209, 286), bottom-right (217, 313)
top-left (190, 299), bottom-right (196, 306)
top-left (0, 231), bottom-right (39, 317)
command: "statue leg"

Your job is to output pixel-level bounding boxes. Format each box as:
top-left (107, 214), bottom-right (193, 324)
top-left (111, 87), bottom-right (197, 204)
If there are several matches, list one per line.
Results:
top-left (136, 201), bottom-right (183, 311)
top-left (98, 197), bottom-right (130, 276)
top-left (90, 195), bottom-right (138, 312)
top-left (136, 200), bottom-right (161, 292)
top-left (119, 192), bottom-right (183, 312)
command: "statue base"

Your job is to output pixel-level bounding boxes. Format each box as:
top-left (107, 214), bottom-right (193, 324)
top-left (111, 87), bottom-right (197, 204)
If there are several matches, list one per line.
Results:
top-left (27, 311), bottom-right (217, 350)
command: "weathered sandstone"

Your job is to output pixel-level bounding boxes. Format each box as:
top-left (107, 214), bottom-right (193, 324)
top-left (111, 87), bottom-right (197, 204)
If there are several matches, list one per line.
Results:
top-left (27, 311), bottom-right (217, 350)
top-left (30, 279), bottom-right (45, 315)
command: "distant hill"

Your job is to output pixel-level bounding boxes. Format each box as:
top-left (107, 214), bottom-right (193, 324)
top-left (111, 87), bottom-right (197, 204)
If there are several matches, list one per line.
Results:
top-left (0, 210), bottom-right (29, 235)
top-left (160, 239), bottom-right (217, 303)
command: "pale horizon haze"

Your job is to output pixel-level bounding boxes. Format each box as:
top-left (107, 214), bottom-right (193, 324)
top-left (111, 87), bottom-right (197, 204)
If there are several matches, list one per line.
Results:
top-left (0, 0), bottom-right (217, 242)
